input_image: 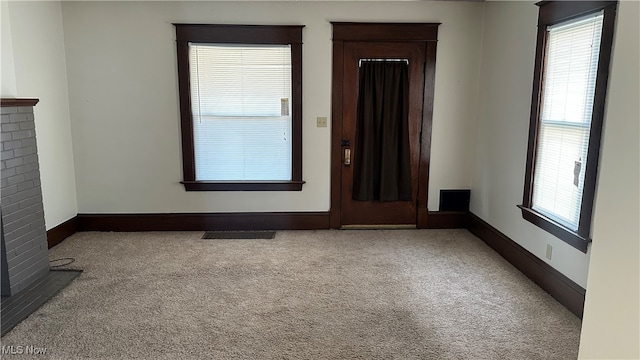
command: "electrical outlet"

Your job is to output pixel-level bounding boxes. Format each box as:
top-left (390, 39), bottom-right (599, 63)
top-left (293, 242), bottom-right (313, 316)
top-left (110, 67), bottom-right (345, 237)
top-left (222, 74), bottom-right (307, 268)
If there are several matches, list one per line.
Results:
top-left (546, 244), bottom-right (553, 260)
top-left (316, 117), bottom-right (328, 128)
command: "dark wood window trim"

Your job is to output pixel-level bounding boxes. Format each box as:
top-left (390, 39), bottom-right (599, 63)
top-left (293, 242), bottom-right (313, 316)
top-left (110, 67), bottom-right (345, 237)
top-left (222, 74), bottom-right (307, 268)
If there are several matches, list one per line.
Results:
top-left (520, 1), bottom-right (617, 253)
top-left (174, 24), bottom-right (305, 191)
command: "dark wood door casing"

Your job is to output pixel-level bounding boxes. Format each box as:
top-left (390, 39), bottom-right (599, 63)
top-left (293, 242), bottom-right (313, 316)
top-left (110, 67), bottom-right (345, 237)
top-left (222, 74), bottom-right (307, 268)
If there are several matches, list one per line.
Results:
top-left (330, 23), bottom-right (440, 229)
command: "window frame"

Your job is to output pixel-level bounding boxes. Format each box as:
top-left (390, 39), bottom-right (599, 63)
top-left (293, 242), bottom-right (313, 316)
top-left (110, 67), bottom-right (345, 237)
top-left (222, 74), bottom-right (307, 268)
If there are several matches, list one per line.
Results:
top-left (174, 24), bottom-right (305, 191)
top-left (519, 1), bottom-right (617, 253)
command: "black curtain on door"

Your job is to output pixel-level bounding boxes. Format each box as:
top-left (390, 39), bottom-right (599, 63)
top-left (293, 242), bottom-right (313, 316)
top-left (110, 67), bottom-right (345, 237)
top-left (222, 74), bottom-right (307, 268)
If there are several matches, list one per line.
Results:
top-left (352, 61), bottom-right (412, 202)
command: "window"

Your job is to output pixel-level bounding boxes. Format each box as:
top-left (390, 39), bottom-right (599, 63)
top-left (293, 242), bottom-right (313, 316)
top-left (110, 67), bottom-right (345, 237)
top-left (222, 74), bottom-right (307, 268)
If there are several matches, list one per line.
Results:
top-left (520, 1), bottom-right (617, 252)
top-left (174, 24), bottom-right (305, 191)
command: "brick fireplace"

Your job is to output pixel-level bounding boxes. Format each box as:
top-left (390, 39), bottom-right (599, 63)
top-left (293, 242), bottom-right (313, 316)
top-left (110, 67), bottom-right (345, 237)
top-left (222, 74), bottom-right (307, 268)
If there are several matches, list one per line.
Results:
top-left (1, 98), bottom-right (50, 296)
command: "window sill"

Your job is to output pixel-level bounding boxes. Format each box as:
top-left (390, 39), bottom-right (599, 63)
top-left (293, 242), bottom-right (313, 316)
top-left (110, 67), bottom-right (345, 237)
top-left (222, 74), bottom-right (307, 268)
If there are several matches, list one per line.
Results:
top-left (181, 180), bottom-right (305, 191)
top-left (517, 205), bottom-right (590, 253)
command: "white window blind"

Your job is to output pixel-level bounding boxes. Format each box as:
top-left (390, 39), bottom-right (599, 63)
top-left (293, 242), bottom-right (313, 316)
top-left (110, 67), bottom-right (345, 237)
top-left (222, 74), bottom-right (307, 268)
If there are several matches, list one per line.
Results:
top-left (189, 43), bottom-right (292, 181)
top-left (532, 12), bottom-right (603, 230)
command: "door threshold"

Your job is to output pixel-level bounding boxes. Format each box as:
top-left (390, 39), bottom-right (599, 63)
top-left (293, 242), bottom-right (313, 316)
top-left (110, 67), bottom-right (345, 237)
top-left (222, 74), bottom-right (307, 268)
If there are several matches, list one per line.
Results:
top-left (341, 224), bottom-right (416, 230)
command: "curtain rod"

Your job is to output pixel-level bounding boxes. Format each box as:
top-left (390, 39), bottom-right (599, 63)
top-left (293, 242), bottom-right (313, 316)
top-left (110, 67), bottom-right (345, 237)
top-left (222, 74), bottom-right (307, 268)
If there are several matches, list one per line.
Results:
top-left (359, 58), bottom-right (409, 66)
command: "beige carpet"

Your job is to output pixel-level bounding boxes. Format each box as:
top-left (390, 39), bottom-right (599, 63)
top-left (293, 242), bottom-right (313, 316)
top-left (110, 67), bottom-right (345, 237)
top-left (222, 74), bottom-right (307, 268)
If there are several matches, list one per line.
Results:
top-left (1, 230), bottom-right (581, 359)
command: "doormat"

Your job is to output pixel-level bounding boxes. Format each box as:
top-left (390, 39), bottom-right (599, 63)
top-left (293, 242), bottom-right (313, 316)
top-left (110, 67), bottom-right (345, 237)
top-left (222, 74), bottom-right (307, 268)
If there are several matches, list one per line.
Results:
top-left (202, 231), bottom-right (276, 240)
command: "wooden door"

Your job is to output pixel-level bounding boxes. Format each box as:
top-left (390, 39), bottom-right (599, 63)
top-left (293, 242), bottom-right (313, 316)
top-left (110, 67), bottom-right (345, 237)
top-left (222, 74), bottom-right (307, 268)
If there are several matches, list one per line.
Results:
top-left (340, 42), bottom-right (426, 226)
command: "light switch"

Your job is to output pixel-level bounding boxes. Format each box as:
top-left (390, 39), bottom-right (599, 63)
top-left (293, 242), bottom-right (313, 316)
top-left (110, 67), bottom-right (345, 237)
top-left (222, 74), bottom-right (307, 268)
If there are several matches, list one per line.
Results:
top-left (317, 117), bottom-right (328, 128)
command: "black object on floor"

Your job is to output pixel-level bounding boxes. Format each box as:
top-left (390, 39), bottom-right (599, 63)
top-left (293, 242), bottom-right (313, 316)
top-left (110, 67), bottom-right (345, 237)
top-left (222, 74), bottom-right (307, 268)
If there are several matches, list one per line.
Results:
top-left (1, 270), bottom-right (82, 336)
top-left (202, 231), bottom-right (276, 240)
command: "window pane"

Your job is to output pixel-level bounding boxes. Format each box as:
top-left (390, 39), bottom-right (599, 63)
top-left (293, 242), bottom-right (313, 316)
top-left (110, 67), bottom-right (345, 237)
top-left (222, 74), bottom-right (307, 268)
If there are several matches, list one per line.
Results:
top-left (533, 123), bottom-right (589, 229)
top-left (532, 12), bottom-right (603, 230)
top-left (541, 14), bottom-right (603, 125)
top-left (193, 116), bottom-right (291, 181)
top-left (189, 44), bottom-right (293, 181)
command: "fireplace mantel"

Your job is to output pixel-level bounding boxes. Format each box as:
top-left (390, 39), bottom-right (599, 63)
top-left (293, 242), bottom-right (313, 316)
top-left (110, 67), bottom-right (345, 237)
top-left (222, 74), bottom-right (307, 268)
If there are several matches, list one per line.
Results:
top-left (1, 98), bottom-right (39, 107)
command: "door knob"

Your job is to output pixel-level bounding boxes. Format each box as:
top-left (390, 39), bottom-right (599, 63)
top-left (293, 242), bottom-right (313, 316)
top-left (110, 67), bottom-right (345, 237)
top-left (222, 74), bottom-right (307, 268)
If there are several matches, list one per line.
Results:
top-left (344, 149), bottom-right (351, 165)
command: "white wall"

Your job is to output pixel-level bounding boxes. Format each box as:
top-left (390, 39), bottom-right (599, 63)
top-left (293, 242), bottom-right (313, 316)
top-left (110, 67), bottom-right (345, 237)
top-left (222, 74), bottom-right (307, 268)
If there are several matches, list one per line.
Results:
top-left (61, 1), bottom-right (483, 214)
top-left (579, 1), bottom-right (640, 358)
top-left (1, 1), bottom-right (17, 97)
top-left (2, 1), bottom-right (78, 230)
top-left (470, 1), bottom-right (592, 287)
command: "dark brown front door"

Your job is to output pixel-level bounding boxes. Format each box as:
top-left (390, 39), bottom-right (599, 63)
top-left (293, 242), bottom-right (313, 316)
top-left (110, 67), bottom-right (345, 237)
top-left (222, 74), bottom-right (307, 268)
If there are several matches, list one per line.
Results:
top-left (340, 42), bottom-right (426, 226)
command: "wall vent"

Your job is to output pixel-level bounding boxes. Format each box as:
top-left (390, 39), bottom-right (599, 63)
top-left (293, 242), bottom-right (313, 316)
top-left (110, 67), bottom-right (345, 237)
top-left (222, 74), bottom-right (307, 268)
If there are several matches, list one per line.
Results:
top-left (439, 189), bottom-right (470, 212)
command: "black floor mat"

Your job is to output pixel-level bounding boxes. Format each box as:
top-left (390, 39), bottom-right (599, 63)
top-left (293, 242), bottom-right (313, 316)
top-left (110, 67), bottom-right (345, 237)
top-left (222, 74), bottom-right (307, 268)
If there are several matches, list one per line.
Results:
top-left (202, 231), bottom-right (276, 240)
top-left (1, 269), bottom-right (82, 336)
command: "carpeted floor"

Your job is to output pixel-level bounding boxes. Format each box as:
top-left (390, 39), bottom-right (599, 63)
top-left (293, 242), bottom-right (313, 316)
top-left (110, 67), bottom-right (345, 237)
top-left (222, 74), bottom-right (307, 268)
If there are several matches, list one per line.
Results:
top-left (0, 230), bottom-right (581, 359)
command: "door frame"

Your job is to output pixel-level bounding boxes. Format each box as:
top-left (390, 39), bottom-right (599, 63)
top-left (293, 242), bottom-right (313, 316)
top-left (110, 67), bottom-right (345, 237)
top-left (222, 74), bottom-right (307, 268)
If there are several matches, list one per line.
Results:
top-left (329, 22), bottom-right (440, 229)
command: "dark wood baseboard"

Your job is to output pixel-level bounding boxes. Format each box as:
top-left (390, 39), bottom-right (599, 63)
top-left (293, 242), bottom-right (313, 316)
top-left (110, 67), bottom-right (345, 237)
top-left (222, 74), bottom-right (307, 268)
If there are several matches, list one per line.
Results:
top-left (426, 211), bottom-right (468, 229)
top-left (467, 212), bottom-right (586, 318)
top-left (46, 216), bottom-right (78, 248)
top-left (77, 212), bottom-right (331, 232)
